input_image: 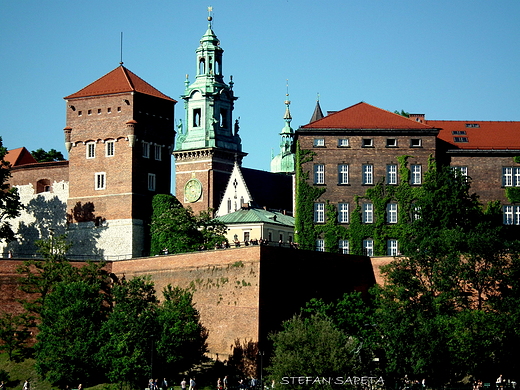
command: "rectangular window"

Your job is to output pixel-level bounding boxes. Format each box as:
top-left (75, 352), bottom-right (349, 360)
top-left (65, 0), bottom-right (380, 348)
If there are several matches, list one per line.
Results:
top-left (338, 203), bottom-right (349, 224)
top-left (452, 166), bottom-right (468, 177)
top-left (314, 203), bottom-right (325, 223)
top-left (503, 167), bottom-right (520, 187)
top-left (148, 173), bottom-right (156, 191)
top-left (362, 164), bottom-right (373, 185)
top-left (362, 138), bottom-right (373, 147)
top-left (155, 144), bottom-right (162, 161)
top-left (412, 203), bottom-right (421, 220)
top-left (363, 239), bottom-right (374, 256)
top-left (106, 141), bottom-right (115, 157)
top-left (95, 172), bottom-right (106, 190)
top-left (410, 138), bottom-right (422, 147)
top-left (314, 164), bottom-right (325, 185)
top-left (453, 137), bottom-right (469, 143)
top-left (411, 164), bottom-right (422, 185)
top-left (142, 141), bottom-right (150, 158)
top-left (387, 203), bottom-right (398, 224)
top-left (386, 138), bottom-right (397, 147)
top-left (338, 138), bottom-right (349, 147)
top-left (363, 203), bottom-right (373, 223)
top-left (244, 231), bottom-right (250, 242)
top-left (387, 164), bottom-right (398, 185)
top-left (503, 205), bottom-right (520, 225)
top-left (387, 239), bottom-right (399, 256)
top-left (86, 142), bottom-right (96, 159)
top-left (313, 138), bottom-right (325, 147)
top-left (338, 164), bottom-right (349, 185)
top-left (339, 239), bottom-right (349, 254)
top-left (316, 239), bottom-right (325, 252)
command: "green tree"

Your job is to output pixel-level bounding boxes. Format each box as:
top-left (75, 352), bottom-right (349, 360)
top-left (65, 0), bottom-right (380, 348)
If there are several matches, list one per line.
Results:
top-left (0, 312), bottom-right (32, 360)
top-left (17, 235), bottom-right (76, 314)
top-left (267, 314), bottom-right (359, 390)
top-left (35, 280), bottom-right (107, 386)
top-left (150, 194), bottom-right (227, 255)
top-left (0, 137), bottom-right (23, 242)
top-left (97, 276), bottom-right (158, 389)
top-left (31, 148), bottom-right (65, 162)
top-left (155, 285), bottom-right (208, 373)
top-left (373, 165), bottom-right (520, 384)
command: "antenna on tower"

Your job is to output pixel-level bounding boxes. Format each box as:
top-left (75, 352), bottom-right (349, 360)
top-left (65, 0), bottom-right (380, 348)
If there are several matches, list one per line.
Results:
top-left (120, 32), bottom-right (124, 65)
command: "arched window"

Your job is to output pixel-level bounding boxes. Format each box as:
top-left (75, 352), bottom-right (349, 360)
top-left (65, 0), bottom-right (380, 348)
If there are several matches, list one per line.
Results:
top-left (193, 108), bottom-right (201, 127)
top-left (199, 58), bottom-right (206, 75)
top-left (36, 179), bottom-right (51, 194)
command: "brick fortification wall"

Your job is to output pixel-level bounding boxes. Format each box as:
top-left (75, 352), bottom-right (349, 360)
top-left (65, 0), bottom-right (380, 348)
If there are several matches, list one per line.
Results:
top-left (112, 246), bottom-right (375, 359)
top-left (1, 247), bottom-right (375, 361)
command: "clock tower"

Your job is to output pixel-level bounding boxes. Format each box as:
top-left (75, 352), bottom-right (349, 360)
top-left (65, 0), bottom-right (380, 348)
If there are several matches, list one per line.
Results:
top-left (173, 10), bottom-right (245, 215)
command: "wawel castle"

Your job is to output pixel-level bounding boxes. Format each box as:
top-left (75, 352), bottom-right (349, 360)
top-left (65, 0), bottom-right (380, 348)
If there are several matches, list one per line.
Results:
top-left (3, 14), bottom-right (520, 259)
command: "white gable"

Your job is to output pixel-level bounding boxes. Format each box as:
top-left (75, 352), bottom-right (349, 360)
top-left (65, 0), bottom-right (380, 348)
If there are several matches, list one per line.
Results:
top-left (216, 162), bottom-right (253, 217)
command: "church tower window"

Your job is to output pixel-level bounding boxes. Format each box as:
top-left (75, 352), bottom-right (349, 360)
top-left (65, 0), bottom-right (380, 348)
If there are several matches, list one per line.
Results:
top-left (193, 108), bottom-right (201, 127)
top-left (220, 108), bottom-right (228, 128)
top-left (199, 58), bottom-right (206, 75)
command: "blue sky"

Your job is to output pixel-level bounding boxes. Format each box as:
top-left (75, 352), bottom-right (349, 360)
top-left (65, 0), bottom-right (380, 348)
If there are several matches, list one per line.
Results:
top-left (1, 0), bottom-right (519, 183)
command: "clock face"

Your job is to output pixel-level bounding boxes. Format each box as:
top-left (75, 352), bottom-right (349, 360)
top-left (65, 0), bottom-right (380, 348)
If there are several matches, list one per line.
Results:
top-left (184, 178), bottom-right (202, 203)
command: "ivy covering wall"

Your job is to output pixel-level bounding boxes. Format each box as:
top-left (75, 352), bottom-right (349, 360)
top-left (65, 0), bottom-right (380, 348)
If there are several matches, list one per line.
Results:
top-left (294, 141), bottom-right (430, 256)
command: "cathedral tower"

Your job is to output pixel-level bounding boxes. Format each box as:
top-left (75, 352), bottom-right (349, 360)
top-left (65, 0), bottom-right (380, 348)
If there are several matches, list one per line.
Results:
top-left (271, 92), bottom-right (295, 174)
top-left (173, 10), bottom-right (245, 215)
top-left (64, 65), bottom-right (176, 258)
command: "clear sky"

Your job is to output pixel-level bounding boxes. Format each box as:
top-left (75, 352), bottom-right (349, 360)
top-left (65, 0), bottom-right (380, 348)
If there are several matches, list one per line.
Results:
top-left (1, 0), bottom-right (519, 185)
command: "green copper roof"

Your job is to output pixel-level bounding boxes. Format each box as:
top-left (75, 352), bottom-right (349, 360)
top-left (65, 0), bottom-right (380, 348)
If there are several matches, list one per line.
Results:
top-left (215, 208), bottom-right (294, 227)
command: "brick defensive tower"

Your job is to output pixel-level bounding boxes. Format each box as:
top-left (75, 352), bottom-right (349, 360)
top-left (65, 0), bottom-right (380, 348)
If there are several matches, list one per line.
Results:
top-left (64, 66), bottom-right (176, 258)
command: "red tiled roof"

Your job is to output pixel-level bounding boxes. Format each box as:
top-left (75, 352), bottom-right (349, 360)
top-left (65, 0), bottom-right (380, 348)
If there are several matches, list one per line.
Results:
top-left (428, 120), bottom-right (520, 150)
top-left (301, 102), bottom-right (437, 130)
top-left (5, 147), bottom-right (37, 167)
top-left (64, 66), bottom-right (175, 102)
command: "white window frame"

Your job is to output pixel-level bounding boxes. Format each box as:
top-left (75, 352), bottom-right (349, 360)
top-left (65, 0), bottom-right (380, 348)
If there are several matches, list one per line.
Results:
top-left (411, 164), bottom-right (422, 185)
top-left (387, 239), bottom-right (399, 256)
top-left (314, 202), bottom-right (325, 223)
top-left (339, 239), bottom-right (349, 254)
top-left (363, 239), bottom-right (374, 257)
top-left (148, 173), bottom-right (156, 191)
top-left (95, 172), bottom-right (106, 190)
top-left (106, 141), bottom-right (115, 157)
top-left (142, 141), bottom-right (150, 158)
top-left (313, 138), bottom-right (325, 147)
top-left (338, 138), bottom-right (349, 147)
top-left (387, 203), bottom-right (398, 224)
top-left (338, 164), bottom-right (349, 185)
top-left (362, 164), bottom-right (374, 185)
top-left (410, 138), bottom-right (422, 147)
top-left (155, 144), bottom-right (162, 161)
top-left (452, 166), bottom-right (468, 177)
top-left (387, 164), bottom-right (398, 185)
top-left (338, 203), bottom-right (349, 223)
top-left (503, 167), bottom-right (520, 187)
top-left (316, 239), bottom-right (325, 252)
top-left (363, 203), bottom-right (373, 224)
top-left (86, 142), bottom-right (96, 159)
top-left (503, 205), bottom-right (520, 225)
top-left (314, 164), bottom-right (325, 185)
